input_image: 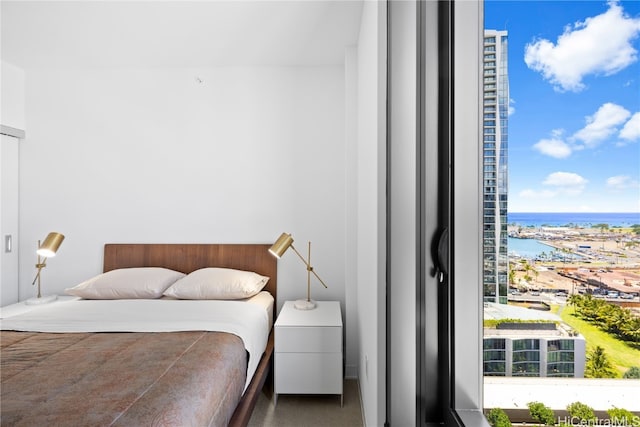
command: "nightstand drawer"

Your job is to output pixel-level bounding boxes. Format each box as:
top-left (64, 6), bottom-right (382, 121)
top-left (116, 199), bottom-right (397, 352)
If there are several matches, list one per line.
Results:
top-left (275, 352), bottom-right (342, 394)
top-left (275, 326), bottom-right (341, 353)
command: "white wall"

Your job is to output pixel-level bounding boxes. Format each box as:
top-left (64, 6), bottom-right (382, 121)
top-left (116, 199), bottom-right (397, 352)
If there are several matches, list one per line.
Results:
top-left (355, 1), bottom-right (387, 425)
top-left (344, 46), bottom-right (359, 380)
top-left (18, 67), bottom-right (346, 313)
top-left (1, 61), bottom-right (26, 130)
top-left (388, 1), bottom-right (418, 424)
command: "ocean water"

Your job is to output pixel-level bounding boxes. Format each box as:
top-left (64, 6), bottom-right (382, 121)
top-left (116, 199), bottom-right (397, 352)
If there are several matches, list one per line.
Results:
top-left (507, 237), bottom-right (583, 260)
top-left (508, 212), bottom-right (640, 228)
top-left (507, 237), bottom-right (553, 259)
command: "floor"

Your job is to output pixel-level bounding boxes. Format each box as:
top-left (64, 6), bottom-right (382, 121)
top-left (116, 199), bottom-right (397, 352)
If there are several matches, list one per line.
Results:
top-left (247, 379), bottom-right (364, 427)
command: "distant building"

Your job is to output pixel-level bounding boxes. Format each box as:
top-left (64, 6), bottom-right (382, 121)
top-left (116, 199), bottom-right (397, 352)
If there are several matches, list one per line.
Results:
top-left (483, 303), bottom-right (586, 377)
top-left (483, 30), bottom-right (509, 304)
top-left (484, 333), bottom-right (586, 377)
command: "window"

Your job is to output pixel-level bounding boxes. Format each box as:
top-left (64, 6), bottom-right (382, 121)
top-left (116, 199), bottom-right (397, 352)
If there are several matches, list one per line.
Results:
top-left (483, 338), bottom-right (506, 376)
top-left (389, 0), bottom-right (638, 423)
top-left (481, 0), bottom-right (640, 423)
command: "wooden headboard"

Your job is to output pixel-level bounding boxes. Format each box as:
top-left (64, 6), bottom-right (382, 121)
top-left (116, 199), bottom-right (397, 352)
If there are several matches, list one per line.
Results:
top-left (103, 244), bottom-right (277, 300)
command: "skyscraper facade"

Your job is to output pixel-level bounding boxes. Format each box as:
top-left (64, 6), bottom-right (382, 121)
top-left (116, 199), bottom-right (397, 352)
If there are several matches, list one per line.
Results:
top-left (483, 30), bottom-right (509, 304)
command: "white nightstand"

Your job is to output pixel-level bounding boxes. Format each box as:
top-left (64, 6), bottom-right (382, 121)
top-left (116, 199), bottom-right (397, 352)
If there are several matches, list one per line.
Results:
top-left (0, 296), bottom-right (78, 319)
top-left (274, 300), bottom-right (343, 405)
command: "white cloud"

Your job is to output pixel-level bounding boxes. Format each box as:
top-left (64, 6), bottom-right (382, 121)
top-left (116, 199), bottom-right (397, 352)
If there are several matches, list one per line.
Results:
top-left (550, 128), bottom-right (564, 139)
top-left (533, 104), bottom-right (636, 157)
top-left (532, 129), bottom-right (573, 158)
top-left (571, 103), bottom-right (631, 147)
top-left (519, 189), bottom-right (557, 199)
top-left (543, 171), bottom-right (588, 195)
top-left (509, 98), bottom-right (516, 116)
top-left (524, 1), bottom-right (640, 92)
top-left (533, 138), bottom-right (572, 158)
top-left (619, 112), bottom-right (640, 141)
top-left (519, 172), bottom-right (588, 200)
top-left (606, 175), bottom-right (640, 190)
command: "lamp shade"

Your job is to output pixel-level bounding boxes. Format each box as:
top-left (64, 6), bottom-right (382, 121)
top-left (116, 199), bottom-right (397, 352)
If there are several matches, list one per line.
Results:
top-left (36, 232), bottom-right (65, 258)
top-left (269, 232), bottom-right (294, 258)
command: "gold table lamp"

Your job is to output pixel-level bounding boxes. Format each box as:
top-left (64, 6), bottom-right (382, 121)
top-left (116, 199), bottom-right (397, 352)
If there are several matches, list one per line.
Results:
top-left (26, 232), bottom-right (65, 305)
top-left (269, 232), bottom-right (328, 310)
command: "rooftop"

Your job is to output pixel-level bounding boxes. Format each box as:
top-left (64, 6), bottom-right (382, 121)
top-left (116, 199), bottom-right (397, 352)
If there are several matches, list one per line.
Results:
top-left (484, 303), bottom-right (581, 338)
top-left (484, 302), bottom-right (560, 321)
top-left (485, 377), bottom-right (640, 411)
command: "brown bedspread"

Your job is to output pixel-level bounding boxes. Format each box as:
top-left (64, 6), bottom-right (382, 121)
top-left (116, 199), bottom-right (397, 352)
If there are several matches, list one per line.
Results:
top-left (1, 330), bottom-right (247, 427)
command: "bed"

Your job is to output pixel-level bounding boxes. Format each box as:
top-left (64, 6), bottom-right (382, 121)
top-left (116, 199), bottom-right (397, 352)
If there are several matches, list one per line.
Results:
top-left (0, 243), bottom-right (277, 427)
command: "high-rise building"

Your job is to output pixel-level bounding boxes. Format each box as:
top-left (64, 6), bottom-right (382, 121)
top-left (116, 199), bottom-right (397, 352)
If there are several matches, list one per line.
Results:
top-left (483, 30), bottom-right (509, 304)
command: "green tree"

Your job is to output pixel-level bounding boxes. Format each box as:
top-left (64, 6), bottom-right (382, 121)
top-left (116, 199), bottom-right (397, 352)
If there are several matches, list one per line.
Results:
top-left (567, 402), bottom-right (596, 423)
top-left (607, 407), bottom-right (636, 425)
top-left (567, 294), bottom-right (581, 307)
top-left (508, 264), bottom-right (516, 286)
top-left (486, 408), bottom-right (512, 427)
top-left (527, 401), bottom-right (555, 426)
top-left (570, 294), bottom-right (640, 343)
top-left (585, 346), bottom-right (616, 378)
top-left (623, 366), bottom-right (640, 379)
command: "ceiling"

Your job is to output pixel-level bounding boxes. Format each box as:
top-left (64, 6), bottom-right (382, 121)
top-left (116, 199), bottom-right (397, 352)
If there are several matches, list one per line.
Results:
top-left (1, 1), bottom-right (364, 68)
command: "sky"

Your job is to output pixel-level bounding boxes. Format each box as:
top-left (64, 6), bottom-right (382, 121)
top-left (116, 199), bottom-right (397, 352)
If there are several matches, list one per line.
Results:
top-left (485, 0), bottom-right (640, 213)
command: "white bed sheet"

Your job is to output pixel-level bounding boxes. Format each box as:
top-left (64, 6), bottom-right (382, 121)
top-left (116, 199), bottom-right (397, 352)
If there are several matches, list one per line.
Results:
top-left (0, 291), bottom-right (274, 390)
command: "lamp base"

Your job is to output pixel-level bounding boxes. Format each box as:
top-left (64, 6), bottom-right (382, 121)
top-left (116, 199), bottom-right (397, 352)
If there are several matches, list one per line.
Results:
top-left (294, 299), bottom-right (317, 310)
top-left (25, 295), bottom-right (58, 305)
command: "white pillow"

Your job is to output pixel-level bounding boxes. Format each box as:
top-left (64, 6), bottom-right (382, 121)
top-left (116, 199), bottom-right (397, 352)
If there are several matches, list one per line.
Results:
top-left (65, 267), bottom-right (185, 299)
top-left (163, 267), bottom-right (269, 300)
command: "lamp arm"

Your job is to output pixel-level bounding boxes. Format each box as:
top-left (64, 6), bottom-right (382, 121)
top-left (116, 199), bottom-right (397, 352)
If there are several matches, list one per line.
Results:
top-left (310, 268), bottom-right (329, 289)
top-left (31, 269), bottom-right (42, 286)
top-left (31, 259), bottom-right (47, 286)
top-left (289, 244), bottom-right (328, 289)
top-left (289, 244), bottom-right (310, 267)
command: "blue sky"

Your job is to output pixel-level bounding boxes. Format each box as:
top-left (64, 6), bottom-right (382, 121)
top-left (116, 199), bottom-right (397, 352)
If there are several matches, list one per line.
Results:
top-left (485, 0), bottom-right (640, 213)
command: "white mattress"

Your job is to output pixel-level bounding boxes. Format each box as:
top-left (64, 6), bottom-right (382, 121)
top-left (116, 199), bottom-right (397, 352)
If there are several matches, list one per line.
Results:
top-left (0, 291), bottom-right (274, 390)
